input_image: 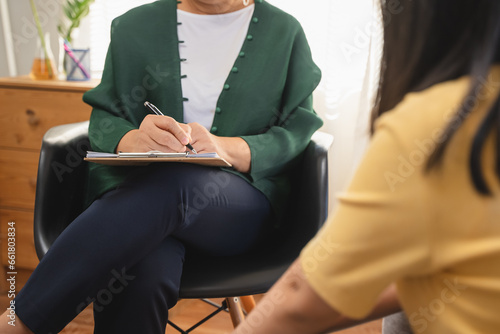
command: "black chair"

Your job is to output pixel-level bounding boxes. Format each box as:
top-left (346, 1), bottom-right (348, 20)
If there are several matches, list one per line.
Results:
top-left (34, 121), bottom-right (333, 331)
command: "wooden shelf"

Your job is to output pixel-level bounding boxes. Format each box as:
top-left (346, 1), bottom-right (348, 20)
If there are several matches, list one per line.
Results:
top-left (0, 76), bottom-right (99, 93)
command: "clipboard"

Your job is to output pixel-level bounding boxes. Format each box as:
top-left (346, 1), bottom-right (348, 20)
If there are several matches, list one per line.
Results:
top-left (84, 151), bottom-right (232, 167)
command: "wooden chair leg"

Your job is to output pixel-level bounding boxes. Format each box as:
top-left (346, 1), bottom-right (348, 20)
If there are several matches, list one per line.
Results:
top-left (226, 297), bottom-right (245, 328)
top-left (240, 295), bottom-right (256, 313)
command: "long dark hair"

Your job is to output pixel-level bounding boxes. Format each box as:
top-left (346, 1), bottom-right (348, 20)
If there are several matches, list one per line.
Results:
top-left (372, 0), bottom-right (500, 194)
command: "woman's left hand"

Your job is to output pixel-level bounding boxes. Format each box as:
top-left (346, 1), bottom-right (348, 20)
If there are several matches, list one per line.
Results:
top-left (188, 122), bottom-right (251, 173)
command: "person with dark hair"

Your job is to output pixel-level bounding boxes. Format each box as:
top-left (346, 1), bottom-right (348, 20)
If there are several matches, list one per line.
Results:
top-left (232, 0), bottom-right (500, 333)
top-left (0, 0), bottom-right (322, 333)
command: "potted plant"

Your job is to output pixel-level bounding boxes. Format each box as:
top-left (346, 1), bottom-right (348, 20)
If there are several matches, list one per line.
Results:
top-left (58, 0), bottom-right (95, 80)
top-left (58, 0), bottom-right (95, 44)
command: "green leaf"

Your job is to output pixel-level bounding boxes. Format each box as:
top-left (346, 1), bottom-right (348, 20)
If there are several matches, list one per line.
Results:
top-left (59, 0), bottom-right (95, 43)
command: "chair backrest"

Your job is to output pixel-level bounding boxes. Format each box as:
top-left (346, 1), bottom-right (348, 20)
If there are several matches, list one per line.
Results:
top-left (34, 121), bottom-right (91, 259)
top-left (34, 122), bottom-right (333, 297)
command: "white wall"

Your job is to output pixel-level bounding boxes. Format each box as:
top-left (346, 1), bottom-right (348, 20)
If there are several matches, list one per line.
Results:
top-left (0, 0), bottom-right (54, 76)
top-left (268, 0), bottom-right (381, 209)
top-left (0, 0), bottom-right (90, 78)
top-left (0, 15), bottom-right (7, 76)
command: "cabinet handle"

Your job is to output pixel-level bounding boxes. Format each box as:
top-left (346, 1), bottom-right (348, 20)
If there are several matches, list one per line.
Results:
top-left (26, 109), bottom-right (41, 126)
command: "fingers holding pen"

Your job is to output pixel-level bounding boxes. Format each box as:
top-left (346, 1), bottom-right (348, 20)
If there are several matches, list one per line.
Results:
top-left (141, 115), bottom-right (192, 152)
top-left (141, 101), bottom-right (196, 153)
top-left (116, 113), bottom-right (194, 153)
top-left (152, 115), bottom-right (192, 144)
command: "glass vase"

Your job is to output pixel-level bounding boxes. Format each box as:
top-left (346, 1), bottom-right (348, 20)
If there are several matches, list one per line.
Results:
top-left (29, 32), bottom-right (58, 80)
top-left (57, 36), bottom-right (67, 80)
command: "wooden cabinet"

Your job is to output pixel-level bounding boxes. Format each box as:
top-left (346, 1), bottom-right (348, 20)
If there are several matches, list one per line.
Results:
top-left (0, 76), bottom-right (98, 291)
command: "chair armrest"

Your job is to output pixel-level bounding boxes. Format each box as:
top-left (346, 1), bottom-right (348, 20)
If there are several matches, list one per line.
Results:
top-left (306, 131), bottom-right (334, 226)
top-left (281, 131), bottom-right (333, 247)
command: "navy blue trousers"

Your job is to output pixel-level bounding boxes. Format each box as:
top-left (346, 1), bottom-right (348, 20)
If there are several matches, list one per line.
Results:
top-left (15, 164), bottom-right (272, 334)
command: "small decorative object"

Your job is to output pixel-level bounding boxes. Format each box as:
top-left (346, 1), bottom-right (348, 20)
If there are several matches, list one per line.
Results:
top-left (63, 40), bottom-right (91, 81)
top-left (58, 0), bottom-right (95, 80)
top-left (29, 0), bottom-right (57, 80)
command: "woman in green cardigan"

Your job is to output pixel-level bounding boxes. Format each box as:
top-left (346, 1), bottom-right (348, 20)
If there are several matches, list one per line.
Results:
top-left (4, 0), bottom-right (323, 333)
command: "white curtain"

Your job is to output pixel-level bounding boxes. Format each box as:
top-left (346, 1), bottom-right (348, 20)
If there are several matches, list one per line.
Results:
top-left (267, 0), bottom-right (383, 210)
top-left (87, 0), bottom-right (383, 211)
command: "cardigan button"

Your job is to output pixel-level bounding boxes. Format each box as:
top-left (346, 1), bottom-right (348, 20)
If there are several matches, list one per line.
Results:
top-left (246, 34), bottom-right (253, 41)
top-left (231, 67), bottom-right (238, 73)
top-left (215, 107), bottom-right (222, 114)
top-left (211, 126), bottom-right (218, 133)
top-left (239, 51), bottom-right (245, 58)
top-left (252, 17), bottom-right (259, 23)
top-left (223, 84), bottom-right (230, 90)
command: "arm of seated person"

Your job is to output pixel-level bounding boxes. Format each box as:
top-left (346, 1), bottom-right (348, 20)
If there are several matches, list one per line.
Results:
top-left (232, 260), bottom-right (401, 334)
top-left (117, 118), bottom-right (251, 173)
top-left (188, 122), bottom-right (251, 173)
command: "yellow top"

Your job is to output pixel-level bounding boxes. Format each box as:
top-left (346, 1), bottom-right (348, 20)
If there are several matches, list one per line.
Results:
top-left (300, 66), bottom-right (500, 333)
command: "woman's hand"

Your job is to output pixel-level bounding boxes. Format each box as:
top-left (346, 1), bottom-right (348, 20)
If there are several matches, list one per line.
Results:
top-left (189, 122), bottom-right (252, 173)
top-left (117, 115), bottom-right (192, 153)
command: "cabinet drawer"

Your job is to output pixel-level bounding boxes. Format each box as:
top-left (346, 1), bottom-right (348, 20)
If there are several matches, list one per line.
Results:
top-left (0, 149), bottom-right (39, 210)
top-left (0, 268), bottom-right (33, 293)
top-left (0, 208), bottom-right (39, 270)
top-left (0, 87), bottom-right (91, 150)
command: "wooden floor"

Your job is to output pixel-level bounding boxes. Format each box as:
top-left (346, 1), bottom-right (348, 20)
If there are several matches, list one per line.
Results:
top-left (0, 295), bottom-right (381, 333)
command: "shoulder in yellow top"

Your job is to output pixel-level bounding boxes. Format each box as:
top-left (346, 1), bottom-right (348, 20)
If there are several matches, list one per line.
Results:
top-left (300, 66), bottom-right (500, 334)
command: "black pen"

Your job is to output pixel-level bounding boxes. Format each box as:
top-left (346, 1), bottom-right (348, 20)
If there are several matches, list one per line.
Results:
top-left (144, 101), bottom-right (197, 154)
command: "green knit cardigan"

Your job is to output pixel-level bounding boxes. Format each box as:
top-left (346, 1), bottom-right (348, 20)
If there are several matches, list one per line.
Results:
top-left (82, 0), bottom-right (323, 220)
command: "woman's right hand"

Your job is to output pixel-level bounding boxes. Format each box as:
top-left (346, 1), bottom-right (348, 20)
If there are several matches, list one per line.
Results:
top-left (116, 115), bottom-right (192, 153)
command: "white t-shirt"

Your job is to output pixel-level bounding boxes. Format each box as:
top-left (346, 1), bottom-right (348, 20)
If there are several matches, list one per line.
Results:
top-left (177, 5), bottom-right (255, 130)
